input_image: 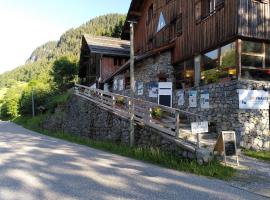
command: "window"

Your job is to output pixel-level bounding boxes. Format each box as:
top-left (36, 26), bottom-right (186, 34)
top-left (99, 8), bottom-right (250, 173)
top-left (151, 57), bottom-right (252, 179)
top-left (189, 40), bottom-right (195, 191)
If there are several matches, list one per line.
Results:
top-left (157, 12), bottom-right (166, 32)
top-left (201, 42), bottom-right (237, 85)
top-left (147, 4), bottom-right (153, 24)
top-left (175, 59), bottom-right (195, 89)
top-left (175, 14), bottom-right (183, 36)
top-left (241, 41), bottom-right (270, 81)
top-left (241, 41), bottom-right (264, 68)
top-left (196, 0), bottom-right (224, 22)
top-left (195, 0), bottom-right (202, 22)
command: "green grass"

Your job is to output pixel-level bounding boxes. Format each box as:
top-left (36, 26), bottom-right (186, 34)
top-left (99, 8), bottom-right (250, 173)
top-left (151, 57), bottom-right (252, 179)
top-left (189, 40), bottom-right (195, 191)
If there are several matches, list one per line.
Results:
top-left (12, 115), bottom-right (236, 180)
top-left (243, 149), bottom-right (270, 162)
top-left (45, 90), bottom-right (72, 112)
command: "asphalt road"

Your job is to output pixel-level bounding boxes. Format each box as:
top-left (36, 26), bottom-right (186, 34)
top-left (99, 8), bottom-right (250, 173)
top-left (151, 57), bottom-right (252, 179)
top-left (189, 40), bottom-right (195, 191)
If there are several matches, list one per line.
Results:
top-left (0, 121), bottom-right (267, 200)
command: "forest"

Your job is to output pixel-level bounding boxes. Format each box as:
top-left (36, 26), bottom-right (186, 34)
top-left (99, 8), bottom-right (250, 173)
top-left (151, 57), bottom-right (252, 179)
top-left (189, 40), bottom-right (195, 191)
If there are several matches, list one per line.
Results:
top-left (0, 13), bottom-right (126, 119)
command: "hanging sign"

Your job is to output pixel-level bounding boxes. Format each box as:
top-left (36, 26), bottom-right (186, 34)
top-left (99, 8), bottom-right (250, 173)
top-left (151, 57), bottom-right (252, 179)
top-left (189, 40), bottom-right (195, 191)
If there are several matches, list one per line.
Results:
top-left (189, 90), bottom-right (197, 108)
top-left (113, 79), bottom-right (118, 91)
top-left (191, 121), bottom-right (209, 134)
top-left (148, 82), bottom-right (158, 98)
top-left (136, 81), bottom-right (144, 95)
top-left (238, 89), bottom-right (269, 110)
top-left (177, 90), bottom-right (185, 106)
top-left (118, 79), bottom-right (124, 91)
top-left (200, 91), bottom-right (210, 109)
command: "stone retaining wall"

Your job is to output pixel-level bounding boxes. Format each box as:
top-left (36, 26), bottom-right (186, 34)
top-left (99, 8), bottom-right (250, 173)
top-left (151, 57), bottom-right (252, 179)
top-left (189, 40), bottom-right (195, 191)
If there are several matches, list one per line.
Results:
top-left (174, 80), bottom-right (270, 151)
top-left (43, 95), bottom-right (212, 164)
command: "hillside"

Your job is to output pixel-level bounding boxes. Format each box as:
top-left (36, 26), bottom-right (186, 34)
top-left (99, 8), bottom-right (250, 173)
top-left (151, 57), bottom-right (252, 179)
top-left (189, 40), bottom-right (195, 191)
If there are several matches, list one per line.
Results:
top-left (0, 13), bottom-right (126, 88)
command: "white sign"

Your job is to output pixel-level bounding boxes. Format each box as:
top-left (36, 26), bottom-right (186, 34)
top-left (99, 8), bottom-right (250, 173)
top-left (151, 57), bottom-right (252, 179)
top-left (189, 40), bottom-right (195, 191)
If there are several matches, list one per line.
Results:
top-left (200, 92), bottom-right (210, 109)
top-left (191, 121), bottom-right (209, 134)
top-left (118, 79), bottom-right (124, 91)
top-left (136, 81), bottom-right (144, 95)
top-left (177, 90), bottom-right (185, 106)
top-left (113, 79), bottom-right (118, 91)
top-left (239, 89), bottom-right (269, 110)
top-left (189, 91), bottom-right (197, 108)
top-left (148, 82), bottom-right (158, 98)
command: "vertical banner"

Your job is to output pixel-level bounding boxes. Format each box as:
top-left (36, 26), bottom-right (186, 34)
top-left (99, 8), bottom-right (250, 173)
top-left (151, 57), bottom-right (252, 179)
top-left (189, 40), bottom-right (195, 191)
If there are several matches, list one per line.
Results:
top-left (200, 91), bottom-right (210, 109)
top-left (136, 81), bottom-right (144, 95)
top-left (148, 82), bottom-right (158, 98)
top-left (177, 90), bottom-right (185, 106)
top-left (118, 79), bottom-right (124, 91)
top-left (113, 79), bottom-right (118, 91)
top-left (189, 90), bottom-right (197, 108)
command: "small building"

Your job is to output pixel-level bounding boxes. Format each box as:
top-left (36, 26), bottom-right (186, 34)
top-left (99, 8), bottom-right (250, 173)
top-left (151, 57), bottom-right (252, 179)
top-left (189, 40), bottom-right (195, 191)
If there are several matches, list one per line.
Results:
top-left (79, 0), bottom-right (270, 151)
top-left (79, 35), bottom-right (130, 89)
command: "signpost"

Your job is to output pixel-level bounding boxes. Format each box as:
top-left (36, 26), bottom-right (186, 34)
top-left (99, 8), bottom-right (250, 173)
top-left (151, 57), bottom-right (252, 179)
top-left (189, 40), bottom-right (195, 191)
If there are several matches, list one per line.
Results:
top-left (191, 121), bottom-right (209, 148)
top-left (214, 131), bottom-right (239, 166)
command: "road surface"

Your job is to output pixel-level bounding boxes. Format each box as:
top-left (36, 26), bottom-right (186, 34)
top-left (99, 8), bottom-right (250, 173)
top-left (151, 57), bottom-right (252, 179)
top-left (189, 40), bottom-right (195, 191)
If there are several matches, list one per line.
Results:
top-left (0, 121), bottom-right (267, 200)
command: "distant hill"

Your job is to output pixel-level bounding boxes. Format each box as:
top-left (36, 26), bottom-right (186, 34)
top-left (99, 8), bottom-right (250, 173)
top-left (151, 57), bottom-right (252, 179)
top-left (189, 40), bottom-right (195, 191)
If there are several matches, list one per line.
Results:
top-left (0, 13), bottom-right (126, 88)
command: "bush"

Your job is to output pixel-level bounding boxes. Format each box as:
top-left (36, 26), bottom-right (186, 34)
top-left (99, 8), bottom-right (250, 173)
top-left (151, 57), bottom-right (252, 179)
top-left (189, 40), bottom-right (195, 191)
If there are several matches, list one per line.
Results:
top-left (51, 56), bottom-right (78, 90)
top-left (20, 80), bottom-right (54, 115)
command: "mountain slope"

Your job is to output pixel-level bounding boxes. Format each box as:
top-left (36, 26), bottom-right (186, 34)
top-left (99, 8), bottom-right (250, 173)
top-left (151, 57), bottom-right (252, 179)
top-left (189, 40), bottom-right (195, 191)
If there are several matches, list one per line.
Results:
top-left (0, 13), bottom-right (126, 88)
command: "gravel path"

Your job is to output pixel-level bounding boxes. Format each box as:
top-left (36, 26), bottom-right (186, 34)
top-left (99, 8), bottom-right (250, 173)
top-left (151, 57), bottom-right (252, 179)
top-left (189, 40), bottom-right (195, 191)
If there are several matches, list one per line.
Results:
top-left (0, 121), bottom-right (268, 200)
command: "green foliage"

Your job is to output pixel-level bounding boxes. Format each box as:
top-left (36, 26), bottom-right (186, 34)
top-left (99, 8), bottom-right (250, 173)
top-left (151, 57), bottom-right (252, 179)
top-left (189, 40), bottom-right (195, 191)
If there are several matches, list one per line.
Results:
top-left (20, 80), bottom-right (54, 115)
top-left (45, 90), bottom-right (73, 113)
top-left (151, 107), bottom-right (163, 119)
top-left (13, 115), bottom-right (235, 180)
top-left (0, 13), bottom-right (126, 88)
top-left (115, 96), bottom-right (125, 106)
top-left (243, 149), bottom-right (270, 162)
top-left (51, 57), bottom-right (78, 90)
top-left (0, 84), bottom-right (26, 118)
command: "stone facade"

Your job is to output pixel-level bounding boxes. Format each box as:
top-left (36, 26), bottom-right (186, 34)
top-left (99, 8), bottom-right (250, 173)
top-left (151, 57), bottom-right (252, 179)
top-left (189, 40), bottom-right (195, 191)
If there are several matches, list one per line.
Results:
top-left (109, 50), bottom-right (270, 151)
top-left (112, 51), bottom-right (174, 103)
top-left (173, 80), bottom-right (270, 151)
top-left (43, 95), bottom-right (213, 164)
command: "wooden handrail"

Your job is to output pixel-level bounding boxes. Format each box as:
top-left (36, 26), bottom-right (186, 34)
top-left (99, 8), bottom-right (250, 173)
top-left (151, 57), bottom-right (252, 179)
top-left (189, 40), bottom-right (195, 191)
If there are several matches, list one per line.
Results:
top-left (74, 84), bottom-right (206, 140)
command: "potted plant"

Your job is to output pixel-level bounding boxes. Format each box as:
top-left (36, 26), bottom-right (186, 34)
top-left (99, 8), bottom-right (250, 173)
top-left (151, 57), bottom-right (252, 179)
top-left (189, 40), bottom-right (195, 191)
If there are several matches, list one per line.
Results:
top-left (115, 96), bottom-right (125, 108)
top-left (151, 107), bottom-right (163, 121)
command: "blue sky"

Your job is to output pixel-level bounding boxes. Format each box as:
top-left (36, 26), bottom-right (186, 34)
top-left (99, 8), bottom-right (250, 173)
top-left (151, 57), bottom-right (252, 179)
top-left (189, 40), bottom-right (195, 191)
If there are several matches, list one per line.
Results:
top-left (0, 0), bottom-right (131, 74)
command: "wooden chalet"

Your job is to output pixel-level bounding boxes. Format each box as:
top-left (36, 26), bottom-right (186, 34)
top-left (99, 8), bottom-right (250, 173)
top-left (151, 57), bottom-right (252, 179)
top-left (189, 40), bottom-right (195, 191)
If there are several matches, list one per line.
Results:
top-left (79, 35), bottom-right (130, 89)
top-left (119, 0), bottom-right (270, 89)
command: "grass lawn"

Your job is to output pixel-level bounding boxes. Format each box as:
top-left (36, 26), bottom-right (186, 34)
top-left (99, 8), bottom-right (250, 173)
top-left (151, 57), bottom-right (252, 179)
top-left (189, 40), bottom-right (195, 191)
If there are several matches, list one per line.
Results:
top-left (243, 149), bottom-right (270, 162)
top-left (12, 115), bottom-right (236, 180)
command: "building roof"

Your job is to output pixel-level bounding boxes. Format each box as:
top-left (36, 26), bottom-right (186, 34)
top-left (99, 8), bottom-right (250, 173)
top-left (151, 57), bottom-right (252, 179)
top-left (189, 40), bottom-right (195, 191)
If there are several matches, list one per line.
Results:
top-left (84, 35), bottom-right (130, 57)
top-left (121, 0), bottom-right (143, 40)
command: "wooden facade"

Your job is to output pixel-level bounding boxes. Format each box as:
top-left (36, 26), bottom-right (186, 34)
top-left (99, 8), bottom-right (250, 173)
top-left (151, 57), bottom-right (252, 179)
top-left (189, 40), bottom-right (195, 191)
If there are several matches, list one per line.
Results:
top-left (79, 35), bottom-right (130, 87)
top-left (122, 0), bottom-right (270, 64)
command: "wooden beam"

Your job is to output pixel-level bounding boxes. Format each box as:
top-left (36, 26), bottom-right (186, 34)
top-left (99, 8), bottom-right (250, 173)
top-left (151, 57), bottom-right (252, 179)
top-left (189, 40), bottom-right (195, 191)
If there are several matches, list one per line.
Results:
top-left (130, 11), bottom-right (142, 17)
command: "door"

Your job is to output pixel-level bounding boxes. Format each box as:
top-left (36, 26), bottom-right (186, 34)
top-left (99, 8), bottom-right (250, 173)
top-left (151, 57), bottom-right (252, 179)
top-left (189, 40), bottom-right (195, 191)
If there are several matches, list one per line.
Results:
top-left (158, 82), bottom-right (172, 107)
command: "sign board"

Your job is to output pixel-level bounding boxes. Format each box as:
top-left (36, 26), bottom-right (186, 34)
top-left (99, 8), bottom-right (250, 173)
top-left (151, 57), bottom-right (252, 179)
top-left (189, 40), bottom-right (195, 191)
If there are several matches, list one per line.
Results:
top-left (177, 90), bottom-right (185, 106)
top-left (148, 82), bottom-right (158, 98)
top-left (200, 92), bottom-right (210, 109)
top-left (214, 131), bottom-right (239, 166)
top-left (191, 121), bottom-right (209, 134)
top-left (118, 79), bottom-right (124, 91)
top-left (158, 82), bottom-right (172, 107)
top-left (238, 89), bottom-right (269, 110)
top-left (113, 79), bottom-right (118, 91)
top-left (136, 81), bottom-right (144, 95)
top-left (189, 91), bottom-right (197, 108)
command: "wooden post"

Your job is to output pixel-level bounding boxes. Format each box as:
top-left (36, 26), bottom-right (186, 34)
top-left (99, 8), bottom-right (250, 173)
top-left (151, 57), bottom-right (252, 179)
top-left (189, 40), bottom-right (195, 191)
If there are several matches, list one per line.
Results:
top-left (175, 110), bottom-right (180, 138)
top-left (149, 107), bottom-right (152, 123)
top-left (197, 133), bottom-right (200, 148)
top-left (112, 95), bottom-right (116, 109)
top-left (129, 21), bottom-right (136, 147)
